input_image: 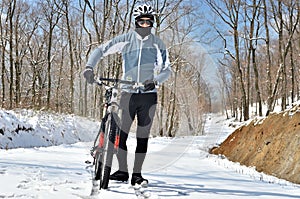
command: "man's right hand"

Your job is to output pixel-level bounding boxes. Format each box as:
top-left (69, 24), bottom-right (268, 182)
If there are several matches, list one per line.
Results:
top-left (83, 67), bottom-right (95, 84)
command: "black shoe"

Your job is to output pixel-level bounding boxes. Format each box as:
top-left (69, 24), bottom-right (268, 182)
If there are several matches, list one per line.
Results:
top-left (109, 170), bottom-right (129, 182)
top-left (131, 173), bottom-right (148, 186)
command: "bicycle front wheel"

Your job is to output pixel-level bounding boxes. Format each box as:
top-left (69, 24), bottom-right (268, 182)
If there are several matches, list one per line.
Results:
top-left (94, 115), bottom-right (107, 181)
top-left (100, 113), bottom-right (119, 189)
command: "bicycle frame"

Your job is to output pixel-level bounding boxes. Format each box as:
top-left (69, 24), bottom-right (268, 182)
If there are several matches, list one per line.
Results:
top-left (95, 77), bottom-right (141, 151)
top-left (92, 79), bottom-right (121, 158)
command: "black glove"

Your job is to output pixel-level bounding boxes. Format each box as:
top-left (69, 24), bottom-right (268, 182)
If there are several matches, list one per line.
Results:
top-left (83, 67), bottom-right (95, 84)
top-left (143, 79), bottom-right (157, 91)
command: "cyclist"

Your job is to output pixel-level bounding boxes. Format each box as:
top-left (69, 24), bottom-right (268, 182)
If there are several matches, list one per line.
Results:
top-left (83, 4), bottom-right (171, 186)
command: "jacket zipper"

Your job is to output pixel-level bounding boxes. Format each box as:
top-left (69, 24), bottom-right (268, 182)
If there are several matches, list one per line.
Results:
top-left (137, 39), bottom-right (143, 83)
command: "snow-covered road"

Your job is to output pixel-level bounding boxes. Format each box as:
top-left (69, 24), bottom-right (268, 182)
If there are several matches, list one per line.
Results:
top-left (0, 114), bottom-right (299, 199)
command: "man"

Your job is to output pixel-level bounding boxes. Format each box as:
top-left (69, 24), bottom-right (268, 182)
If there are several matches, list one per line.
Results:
top-left (83, 4), bottom-right (171, 186)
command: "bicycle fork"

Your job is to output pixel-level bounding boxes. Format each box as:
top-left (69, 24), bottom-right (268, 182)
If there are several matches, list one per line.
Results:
top-left (96, 126), bottom-right (120, 156)
top-left (113, 129), bottom-right (120, 154)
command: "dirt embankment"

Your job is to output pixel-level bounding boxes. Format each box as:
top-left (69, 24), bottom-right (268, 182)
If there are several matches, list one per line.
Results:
top-left (211, 106), bottom-right (300, 184)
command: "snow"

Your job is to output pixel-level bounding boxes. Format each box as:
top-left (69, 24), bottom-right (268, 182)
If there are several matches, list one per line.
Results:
top-left (1, 109), bottom-right (300, 198)
top-left (0, 109), bottom-right (97, 149)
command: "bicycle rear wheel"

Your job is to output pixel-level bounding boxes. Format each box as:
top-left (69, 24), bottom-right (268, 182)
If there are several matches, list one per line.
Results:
top-left (99, 113), bottom-right (119, 189)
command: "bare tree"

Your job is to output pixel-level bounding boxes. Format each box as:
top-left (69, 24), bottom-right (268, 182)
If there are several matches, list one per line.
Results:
top-left (0, 1), bottom-right (9, 107)
top-left (267, 0), bottom-right (299, 113)
top-left (205, 0), bottom-right (249, 121)
top-left (285, 0), bottom-right (300, 104)
top-left (262, 0), bottom-right (273, 116)
top-left (7, 0), bottom-right (16, 109)
top-left (59, 0), bottom-right (75, 112)
top-left (40, 0), bottom-right (62, 109)
top-left (245, 0), bottom-right (263, 116)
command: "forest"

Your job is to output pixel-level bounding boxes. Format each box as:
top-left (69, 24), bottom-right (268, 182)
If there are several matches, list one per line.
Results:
top-left (0, 0), bottom-right (299, 136)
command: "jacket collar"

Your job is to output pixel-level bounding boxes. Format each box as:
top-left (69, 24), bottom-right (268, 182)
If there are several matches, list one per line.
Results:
top-left (135, 31), bottom-right (150, 41)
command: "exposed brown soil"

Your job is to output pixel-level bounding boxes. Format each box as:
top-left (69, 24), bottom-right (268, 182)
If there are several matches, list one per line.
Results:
top-left (210, 105), bottom-right (300, 184)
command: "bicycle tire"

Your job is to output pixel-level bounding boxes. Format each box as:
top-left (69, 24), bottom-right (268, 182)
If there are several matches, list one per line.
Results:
top-left (94, 114), bottom-right (108, 181)
top-left (100, 113), bottom-right (120, 189)
top-left (94, 151), bottom-right (102, 180)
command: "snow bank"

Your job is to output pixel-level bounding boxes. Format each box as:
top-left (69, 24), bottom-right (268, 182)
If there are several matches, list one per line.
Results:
top-left (210, 154), bottom-right (299, 187)
top-left (0, 109), bottom-right (99, 149)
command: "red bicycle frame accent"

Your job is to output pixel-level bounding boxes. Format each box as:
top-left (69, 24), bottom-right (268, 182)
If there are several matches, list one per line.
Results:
top-left (114, 134), bottom-right (120, 150)
top-left (98, 132), bottom-right (105, 148)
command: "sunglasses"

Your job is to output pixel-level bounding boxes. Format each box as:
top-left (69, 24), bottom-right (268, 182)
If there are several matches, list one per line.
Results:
top-left (137, 19), bottom-right (153, 26)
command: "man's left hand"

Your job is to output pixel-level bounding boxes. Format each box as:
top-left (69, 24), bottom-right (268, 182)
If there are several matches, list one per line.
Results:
top-left (143, 79), bottom-right (157, 91)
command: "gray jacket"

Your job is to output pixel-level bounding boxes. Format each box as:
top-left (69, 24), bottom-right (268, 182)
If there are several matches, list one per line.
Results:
top-left (86, 31), bottom-right (171, 93)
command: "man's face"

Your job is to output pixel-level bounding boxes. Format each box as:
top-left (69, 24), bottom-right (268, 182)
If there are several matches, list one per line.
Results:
top-left (136, 17), bottom-right (153, 28)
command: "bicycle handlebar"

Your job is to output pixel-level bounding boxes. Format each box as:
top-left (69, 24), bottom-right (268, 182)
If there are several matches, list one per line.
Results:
top-left (94, 77), bottom-right (144, 90)
top-left (98, 77), bottom-right (136, 85)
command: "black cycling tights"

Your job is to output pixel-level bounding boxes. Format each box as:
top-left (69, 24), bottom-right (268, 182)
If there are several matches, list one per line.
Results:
top-left (116, 92), bottom-right (157, 174)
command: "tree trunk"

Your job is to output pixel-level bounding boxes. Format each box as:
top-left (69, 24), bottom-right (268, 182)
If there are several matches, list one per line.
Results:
top-left (64, 1), bottom-right (75, 113)
top-left (0, 17), bottom-right (7, 107)
top-left (263, 0), bottom-right (273, 116)
top-left (234, 26), bottom-right (249, 121)
top-left (249, 0), bottom-right (262, 116)
top-left (8, 0), bottom-right (16, 109)
top-left (14, 13), bottom-right (21, 107)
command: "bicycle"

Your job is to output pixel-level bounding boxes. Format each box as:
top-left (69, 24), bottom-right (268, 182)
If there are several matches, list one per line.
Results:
top-left (89, 77), bottom-right (143, 190)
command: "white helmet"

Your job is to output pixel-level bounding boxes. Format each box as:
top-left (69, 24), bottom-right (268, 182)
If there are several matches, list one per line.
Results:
top-left (133, 4), bottom-right (155, 20)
